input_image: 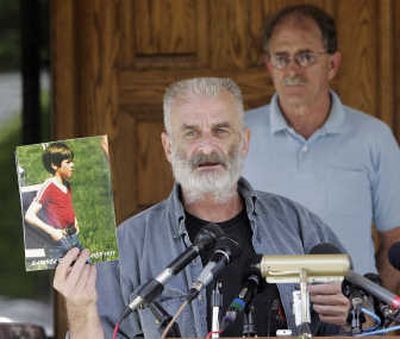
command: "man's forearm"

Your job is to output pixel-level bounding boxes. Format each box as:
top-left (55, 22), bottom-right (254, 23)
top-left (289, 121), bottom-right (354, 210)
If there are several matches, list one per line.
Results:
top-left (376, 227), bottom-right (400, 293)
top-left (376, 249), bottom-right (400, 292)
top-left (67, 301), bottom-right (104, 339)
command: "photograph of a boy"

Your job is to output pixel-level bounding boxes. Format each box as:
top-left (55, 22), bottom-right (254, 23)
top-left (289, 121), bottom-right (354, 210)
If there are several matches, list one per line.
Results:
top-left (25, 142), bottom-right (83, 259)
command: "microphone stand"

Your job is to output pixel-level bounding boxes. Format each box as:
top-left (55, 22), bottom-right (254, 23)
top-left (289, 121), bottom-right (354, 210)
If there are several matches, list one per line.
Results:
top-left (342, 280), bottom-right (366, 335)
top-left (293, 269), bottom-right (312, 338)
top-left (211, 280), bottom-right (223, 339)
top-left (349, 293), bottom-right (364, 335)
top-left (242, 304), bottom-right (257, 337)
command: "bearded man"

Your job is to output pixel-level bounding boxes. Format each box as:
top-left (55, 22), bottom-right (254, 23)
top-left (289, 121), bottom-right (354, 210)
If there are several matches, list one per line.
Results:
top-left (53, 77), bottom-right (349, 338)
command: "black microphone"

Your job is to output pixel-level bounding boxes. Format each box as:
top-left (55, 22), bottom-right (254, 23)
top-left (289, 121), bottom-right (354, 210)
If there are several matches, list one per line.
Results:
top-left (220, 265), bottom-right (264, 331)
top-left (309, 242), bottom-right (344, 255)
top-left (122, 223), bottom-right (224, 319)
top-left (389, 241), bottom-right (400, 271)
top-left (311, 243), bottom-right (400, 310)
top-left (187, 237), bottom-right (241, 302)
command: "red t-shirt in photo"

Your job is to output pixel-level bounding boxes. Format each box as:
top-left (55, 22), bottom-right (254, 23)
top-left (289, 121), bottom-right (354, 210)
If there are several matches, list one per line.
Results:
top-left (35, 178), bottom-right (75, 229)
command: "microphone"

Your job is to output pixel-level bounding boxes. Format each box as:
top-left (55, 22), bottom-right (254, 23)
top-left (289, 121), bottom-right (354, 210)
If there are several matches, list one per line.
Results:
top-left (342, 273), bottom-right (379, 333)
top-left (252, 244), bottom-right (349, 337)
top-left (346, 271), bottom-right (400, 310)
top-left (123, 223), bottom-right (224, 318)
top-left (363, 273), bottom-right (385, 320)
top-left (312, 243), bottom-right (400, 310)
top-left (220, 266), bottom-right (263, 331)
top-left (309, 242), bottom-right (344, 255)
top-left (254, 249), bottom-right (350, 284)
top-left (388, 242), bottom-right (400, 271)
top-left (187, 237), bottom-right (241, 302)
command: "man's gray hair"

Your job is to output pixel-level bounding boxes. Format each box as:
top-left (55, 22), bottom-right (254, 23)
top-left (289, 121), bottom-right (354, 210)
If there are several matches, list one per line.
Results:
top-left (163, 77), bottom-right (244, 133)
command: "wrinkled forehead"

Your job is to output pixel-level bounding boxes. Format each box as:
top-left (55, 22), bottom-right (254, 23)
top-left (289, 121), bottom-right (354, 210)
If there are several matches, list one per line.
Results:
top-left (170, 90), bottom-right (243, 126)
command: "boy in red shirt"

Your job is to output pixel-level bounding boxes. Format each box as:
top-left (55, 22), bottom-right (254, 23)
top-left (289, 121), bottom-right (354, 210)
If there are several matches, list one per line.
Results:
top-left (25, 142), bottom-right (83, 259)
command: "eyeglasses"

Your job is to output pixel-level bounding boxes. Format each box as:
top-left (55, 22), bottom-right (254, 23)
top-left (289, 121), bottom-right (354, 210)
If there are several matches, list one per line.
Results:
top-left (269, 51), bottom-right (329, 70)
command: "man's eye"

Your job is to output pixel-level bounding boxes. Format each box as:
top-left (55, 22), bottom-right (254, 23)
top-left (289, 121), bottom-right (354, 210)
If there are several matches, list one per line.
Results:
top-left (184, 130), bottom-right (197, 138)
top-left (298, 52), bottom-right (315, 65)
top-left (214, 128), bottom-right (230, 136)
top-left (275, 55), bottom-right (288, 65)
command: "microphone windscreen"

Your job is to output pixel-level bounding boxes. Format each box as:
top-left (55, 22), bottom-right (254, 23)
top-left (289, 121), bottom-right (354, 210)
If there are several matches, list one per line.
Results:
top-left (242, 263), bottom-right (265, 292)
top-left (309, 242), bottom-right (342, 255)
top-left (364, 272), bottom-right (382, 285)
top-left (194, 223), bottom-right (224, 250)
top-left (388, 242), bottom-right (400, 271)
top-left (215, 236), bottom-right (242, 261)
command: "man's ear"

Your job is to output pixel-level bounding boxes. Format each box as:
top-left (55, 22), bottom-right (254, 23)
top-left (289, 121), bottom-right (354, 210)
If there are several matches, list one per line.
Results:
top-left (263, 53), bottom-right (273, 74)
top-left (241, 127), bottom-right (251, 157)
top-left (161, 131), bottom-right (173, 163)
top-left (328, 51), bottom-right (341, 81)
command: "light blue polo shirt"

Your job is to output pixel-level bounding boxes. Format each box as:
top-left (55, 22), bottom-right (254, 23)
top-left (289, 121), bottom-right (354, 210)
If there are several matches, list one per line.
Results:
top-left (244, 91), bottom-right (400, 274)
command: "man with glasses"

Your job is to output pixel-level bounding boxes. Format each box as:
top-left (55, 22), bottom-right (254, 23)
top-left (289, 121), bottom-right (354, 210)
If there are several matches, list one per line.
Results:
top-left (244, 5), bottom-right (400, 291)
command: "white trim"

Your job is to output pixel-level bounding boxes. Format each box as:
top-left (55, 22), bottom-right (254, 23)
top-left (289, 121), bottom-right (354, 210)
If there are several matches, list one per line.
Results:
top-left (25, 248), bottom-right (46, 258)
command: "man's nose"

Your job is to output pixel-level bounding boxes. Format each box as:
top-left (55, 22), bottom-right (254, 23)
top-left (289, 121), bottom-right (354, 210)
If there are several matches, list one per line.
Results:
top-left (195, 135), bottom-right (220, 154)
top-left (285, 58), bottom-right (302, 74)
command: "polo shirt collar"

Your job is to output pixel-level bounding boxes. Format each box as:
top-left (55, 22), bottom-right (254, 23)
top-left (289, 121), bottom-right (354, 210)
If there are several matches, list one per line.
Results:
top-left (270, 94), bottom-right (290, 133)
top-left (321, 91), bottom-right (346, 134)
top-left (270, 90), bottom-right (347, 135)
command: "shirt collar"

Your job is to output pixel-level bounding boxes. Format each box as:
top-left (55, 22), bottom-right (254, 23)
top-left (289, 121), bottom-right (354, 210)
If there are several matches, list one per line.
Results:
top-left (270, 93), bottom-right (290, 133)
top-left (167, 183), bottom-right (187, 238)
top-left (321, 91), bottom-right (346, 134)
top-left (270, 90), bottom-right (347, 135)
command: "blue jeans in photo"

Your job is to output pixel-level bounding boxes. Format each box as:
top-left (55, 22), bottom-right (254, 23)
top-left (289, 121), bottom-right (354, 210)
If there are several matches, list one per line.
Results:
top-left (47, 233), bottom-right (84, 259)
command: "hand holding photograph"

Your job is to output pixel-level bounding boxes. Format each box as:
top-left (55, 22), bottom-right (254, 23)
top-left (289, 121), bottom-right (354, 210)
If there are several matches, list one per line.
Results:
top-left (15, 135), bottom-right (118, 271)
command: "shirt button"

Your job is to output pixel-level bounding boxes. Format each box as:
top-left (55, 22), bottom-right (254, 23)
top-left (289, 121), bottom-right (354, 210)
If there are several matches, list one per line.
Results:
top-left (302, 145), bottom-right (308, 152)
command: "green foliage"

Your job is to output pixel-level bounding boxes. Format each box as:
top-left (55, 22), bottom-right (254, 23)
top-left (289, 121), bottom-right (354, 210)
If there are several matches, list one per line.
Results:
top-left (0, 0), bottom-right (20, 70)
top-left (0, 116), bottom-right (52, 299)
top-left (0, 83), bottom-right (52, 296)
top-left (0, 0), bottom-right (50, 71)
top-left (16, 136), bottom-right (119, 269)
top-left (0, 0), bottom-right (19, 27)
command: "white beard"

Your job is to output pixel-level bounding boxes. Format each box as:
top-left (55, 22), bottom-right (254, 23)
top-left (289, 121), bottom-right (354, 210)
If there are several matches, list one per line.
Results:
top-left (170, 144), bottom-right (244, 203)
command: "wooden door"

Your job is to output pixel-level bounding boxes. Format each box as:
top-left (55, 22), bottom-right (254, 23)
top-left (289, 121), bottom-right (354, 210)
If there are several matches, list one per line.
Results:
top-left (51, 1), bottom-right (400, 337)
